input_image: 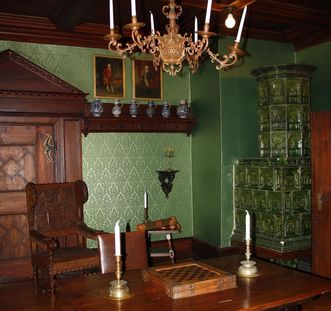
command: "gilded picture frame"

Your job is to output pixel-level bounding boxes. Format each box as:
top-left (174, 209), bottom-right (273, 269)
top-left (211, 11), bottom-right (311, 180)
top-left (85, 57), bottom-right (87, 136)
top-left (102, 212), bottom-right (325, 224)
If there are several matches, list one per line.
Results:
top-left (133, 58), bottom-right (162, 100)
top-left (93, 55), bottom-right (125, 98)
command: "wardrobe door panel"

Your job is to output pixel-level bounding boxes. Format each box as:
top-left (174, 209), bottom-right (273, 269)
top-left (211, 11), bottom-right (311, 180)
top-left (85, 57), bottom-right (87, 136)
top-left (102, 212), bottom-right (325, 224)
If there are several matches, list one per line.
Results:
top-left (311, 112), bottom-right (331, 278)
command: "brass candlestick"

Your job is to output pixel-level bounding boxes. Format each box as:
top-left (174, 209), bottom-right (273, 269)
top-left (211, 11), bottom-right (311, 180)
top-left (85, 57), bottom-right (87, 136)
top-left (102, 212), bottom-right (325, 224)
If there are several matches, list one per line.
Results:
top-left (237, 239), bottom-right (259, 277)
top-left (144, 207), bottom-right (149, 223)
top-left (109, 255), bottom-right (132, 300)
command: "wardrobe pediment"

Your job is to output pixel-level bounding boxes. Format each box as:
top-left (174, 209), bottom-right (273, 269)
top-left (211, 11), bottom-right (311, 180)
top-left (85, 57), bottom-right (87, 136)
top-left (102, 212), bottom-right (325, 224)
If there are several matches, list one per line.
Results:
top-left (0, 49), bottom-right (87, 116)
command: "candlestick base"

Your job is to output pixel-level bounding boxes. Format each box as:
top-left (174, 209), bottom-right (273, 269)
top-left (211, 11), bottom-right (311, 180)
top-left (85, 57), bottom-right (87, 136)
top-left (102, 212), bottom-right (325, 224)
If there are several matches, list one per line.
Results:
top-left (109, 280), bottom-right (132, 300)
top-left (237, 260), bottom-right (259, 278)
top-left (227, 42), bottom-right (245, 56)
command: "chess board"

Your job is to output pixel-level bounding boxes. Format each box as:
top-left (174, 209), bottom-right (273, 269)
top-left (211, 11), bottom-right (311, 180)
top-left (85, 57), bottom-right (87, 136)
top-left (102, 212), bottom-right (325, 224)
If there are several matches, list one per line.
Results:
top-left (142, 261), bottom-right (236, 299)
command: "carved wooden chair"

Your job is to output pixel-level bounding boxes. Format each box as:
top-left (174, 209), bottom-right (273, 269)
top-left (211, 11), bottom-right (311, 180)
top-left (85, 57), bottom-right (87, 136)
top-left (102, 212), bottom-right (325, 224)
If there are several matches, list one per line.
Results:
top-left (97, 231), bottom-right (149, 274)
top-left (25, 180), bottom-right (102, 307)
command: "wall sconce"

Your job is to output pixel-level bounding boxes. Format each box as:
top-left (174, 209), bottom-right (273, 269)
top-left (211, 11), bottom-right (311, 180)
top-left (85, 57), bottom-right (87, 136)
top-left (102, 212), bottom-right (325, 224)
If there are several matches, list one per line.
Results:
top-left (157, 147), bottom-right (179, 198)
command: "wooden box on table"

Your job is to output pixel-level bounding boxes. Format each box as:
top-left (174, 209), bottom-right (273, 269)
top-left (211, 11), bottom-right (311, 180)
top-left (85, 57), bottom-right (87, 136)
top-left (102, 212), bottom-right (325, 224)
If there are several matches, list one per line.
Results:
top-left (142, 261), bottom-right (236, 299)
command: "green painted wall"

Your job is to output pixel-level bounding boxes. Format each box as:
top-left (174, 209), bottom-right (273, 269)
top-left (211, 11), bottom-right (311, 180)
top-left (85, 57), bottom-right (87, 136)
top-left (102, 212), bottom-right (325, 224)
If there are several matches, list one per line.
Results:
top-left (0, 41), bottom-right (192, 240)
top-left (296, 41), bottom-right (331, 111)
top-left (191, 59), bottom-right (222, 246)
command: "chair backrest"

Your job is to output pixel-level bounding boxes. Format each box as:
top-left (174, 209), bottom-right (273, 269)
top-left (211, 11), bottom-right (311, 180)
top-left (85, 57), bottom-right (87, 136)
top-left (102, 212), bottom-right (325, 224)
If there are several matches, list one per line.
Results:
top-left (25, 180), bottom-right (88, 246)
top-left (98, 231), bottom-right (148, 274)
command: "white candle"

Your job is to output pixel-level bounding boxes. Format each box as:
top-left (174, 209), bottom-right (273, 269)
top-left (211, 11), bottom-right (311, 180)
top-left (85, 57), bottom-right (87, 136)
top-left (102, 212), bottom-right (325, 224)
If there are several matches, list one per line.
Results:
top-left (245, 210), bottom-right (250, 240)
top-left (144, 191), bottom-right (148, 209)
top-left (114, 220), bottom-right (121, 256)
top-left (235, 6), bottom-right (247, 43)
top-left (131, 0), bottom-right (136, 17)
top-left (150, 11), bottom-right (155, 35)
top-left (204, 0), bottom-right (213, 24)
top-left (109, 0), bottom-right (114, 29)
top-left (194, 16), bottom-right (198, 43)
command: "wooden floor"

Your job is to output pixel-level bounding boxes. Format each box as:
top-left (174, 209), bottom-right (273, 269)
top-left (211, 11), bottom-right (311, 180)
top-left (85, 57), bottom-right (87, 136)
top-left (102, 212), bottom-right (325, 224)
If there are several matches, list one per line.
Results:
top-left (0, 279), bottom-right (330, 311)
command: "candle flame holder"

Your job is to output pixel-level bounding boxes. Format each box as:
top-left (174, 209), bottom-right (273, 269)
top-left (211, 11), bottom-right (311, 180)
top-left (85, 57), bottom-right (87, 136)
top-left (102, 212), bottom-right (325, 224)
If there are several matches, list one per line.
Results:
top-left (109, 255), bottom-right (132, 300)
top-left (237, 239), bottom-right (259, 278)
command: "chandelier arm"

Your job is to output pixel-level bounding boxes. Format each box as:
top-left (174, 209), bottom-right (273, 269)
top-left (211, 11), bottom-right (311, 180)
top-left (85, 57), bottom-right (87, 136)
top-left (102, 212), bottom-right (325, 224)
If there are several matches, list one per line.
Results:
top-left (130, 29), bottom-right (149, 53)
top-left (185, 37), bottom-right (210, 73)
top-left (207, 48), bottom-right (238, 70)
top-left (107, 34), bottom-right (137, 56)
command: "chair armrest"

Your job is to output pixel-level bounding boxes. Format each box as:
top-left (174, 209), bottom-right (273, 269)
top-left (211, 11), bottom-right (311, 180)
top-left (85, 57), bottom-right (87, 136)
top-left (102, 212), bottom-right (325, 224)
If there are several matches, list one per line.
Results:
top-left (78, 223), bottom-right (103, 240)
top-left (29, 230), bottom-right (58, 250)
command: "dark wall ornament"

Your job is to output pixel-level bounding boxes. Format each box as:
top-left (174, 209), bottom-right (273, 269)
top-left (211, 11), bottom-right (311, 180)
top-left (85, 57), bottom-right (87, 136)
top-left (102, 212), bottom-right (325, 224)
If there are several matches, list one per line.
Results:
top-left (157, 169), bottom-right (179, 198)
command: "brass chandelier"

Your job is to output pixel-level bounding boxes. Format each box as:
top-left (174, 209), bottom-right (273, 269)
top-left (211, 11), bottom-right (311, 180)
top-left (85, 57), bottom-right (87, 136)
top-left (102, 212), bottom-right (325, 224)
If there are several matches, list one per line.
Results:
top-left (104, 0), bottom-right (248, 76)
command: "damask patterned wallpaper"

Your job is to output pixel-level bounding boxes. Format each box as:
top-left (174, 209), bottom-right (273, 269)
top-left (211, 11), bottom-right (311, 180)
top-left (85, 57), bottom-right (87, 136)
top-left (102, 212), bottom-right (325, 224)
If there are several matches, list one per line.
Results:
top-left (82, 133), bottom-right (193, 241)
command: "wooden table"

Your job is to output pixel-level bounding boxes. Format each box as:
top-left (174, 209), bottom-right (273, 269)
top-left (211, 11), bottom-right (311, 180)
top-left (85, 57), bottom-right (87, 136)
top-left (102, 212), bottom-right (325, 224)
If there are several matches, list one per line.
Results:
top-left (57, 254), bottom-right (331, 311)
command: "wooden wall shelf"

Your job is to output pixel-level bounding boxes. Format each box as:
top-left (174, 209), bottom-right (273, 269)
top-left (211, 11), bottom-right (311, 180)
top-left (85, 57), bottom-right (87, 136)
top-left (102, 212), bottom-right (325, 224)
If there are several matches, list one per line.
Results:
top-left (83, 102), bottom-right (197, 136)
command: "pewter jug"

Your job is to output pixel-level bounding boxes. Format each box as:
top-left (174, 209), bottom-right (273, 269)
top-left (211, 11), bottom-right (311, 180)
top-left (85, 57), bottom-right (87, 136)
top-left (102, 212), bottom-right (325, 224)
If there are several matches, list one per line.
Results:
top-left (146, 101), bottom-right (156, 118)
top-left (90, 98), bottom-right (103, 117)
top-left (176, 99), bottom-right (189, 119)
top-left (161, 101), bottom-right (171, 118)
top-left (129, 99), bottom-right (140, 117)
top-left (112, 99), bottom-right (123, 117)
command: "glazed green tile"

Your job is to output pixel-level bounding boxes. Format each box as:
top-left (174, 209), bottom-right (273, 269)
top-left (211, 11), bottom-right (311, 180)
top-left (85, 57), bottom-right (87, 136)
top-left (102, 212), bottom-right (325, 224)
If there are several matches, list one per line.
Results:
top-left (270, 105), bottom-right (286, 130)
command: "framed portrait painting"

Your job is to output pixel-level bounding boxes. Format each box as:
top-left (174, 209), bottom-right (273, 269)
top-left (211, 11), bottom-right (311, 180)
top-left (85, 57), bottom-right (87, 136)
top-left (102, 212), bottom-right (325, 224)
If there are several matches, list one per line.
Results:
top-left (93, 55), bottom-right (125, 98)
top-left (133, 59), bottom-right (162, 100)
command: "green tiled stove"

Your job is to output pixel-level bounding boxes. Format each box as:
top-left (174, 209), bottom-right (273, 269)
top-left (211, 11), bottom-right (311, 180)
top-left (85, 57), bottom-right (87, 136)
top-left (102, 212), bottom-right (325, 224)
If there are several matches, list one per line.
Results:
top-left (232, 64), bottom-right (314, 255)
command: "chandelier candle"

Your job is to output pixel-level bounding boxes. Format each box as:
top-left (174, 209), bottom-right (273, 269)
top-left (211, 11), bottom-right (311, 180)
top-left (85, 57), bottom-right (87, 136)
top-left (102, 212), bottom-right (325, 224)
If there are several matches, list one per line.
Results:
top-left (109, 0), bottom-right (114, 29)
top-left (150, 11), bottom-right (155, 35)
top-left (131, 0), bottom-right (136, 17)
top-left (194, 16), bottom-right (198, 43)
top-left (205, 0), bottom-right (213, 24)
top-left (235, 5), bottom-right (247, 43)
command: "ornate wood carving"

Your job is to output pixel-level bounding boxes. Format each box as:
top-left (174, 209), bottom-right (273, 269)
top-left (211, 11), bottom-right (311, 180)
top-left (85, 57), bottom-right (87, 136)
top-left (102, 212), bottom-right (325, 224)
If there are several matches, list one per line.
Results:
top-left (0, 49), bottom-right (87, 116)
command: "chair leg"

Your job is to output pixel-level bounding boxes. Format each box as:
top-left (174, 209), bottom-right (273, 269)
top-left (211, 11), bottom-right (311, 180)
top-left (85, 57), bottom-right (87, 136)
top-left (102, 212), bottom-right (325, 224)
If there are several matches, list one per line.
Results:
top-left (49, 272), bottom-right (56, 307)
top-left (32, 265), bottom-right (38, 294)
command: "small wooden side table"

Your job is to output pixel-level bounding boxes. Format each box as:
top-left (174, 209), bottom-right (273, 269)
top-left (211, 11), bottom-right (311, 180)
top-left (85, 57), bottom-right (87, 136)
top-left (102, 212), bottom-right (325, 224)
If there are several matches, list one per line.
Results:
top-left (147, 228), bottom-right (181, 264)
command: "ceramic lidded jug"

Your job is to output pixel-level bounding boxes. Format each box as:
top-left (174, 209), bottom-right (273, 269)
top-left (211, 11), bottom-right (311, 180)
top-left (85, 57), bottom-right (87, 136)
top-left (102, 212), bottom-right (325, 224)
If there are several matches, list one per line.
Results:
top-left (176, 99), bottom-right (189, 119)
top-left (146, 101), bottom-right (156, 118)
top-left (90, 98), bottom-right (103, 117)
top-left (129, 99), bottom-right (140, 117)
top-left (112, 99), bottom-right (123, 117)
top-left (161, 101), bottom-right (171, 118)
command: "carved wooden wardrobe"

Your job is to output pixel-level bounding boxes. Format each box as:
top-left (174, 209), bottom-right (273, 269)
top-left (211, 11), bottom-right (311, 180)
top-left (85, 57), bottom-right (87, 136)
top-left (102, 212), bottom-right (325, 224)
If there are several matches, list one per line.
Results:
top-left (0, 49), bottom-right (86, 281)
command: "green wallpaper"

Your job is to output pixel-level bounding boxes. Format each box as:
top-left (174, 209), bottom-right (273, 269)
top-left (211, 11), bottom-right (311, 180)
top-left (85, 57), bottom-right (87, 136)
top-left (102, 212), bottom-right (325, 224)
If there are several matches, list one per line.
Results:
top-left (0, 40), bottom-right (192, 241)
top-left (296, 41), bottom-right (331, 111)
top-left (83, 133), bottom-right (192, 242)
